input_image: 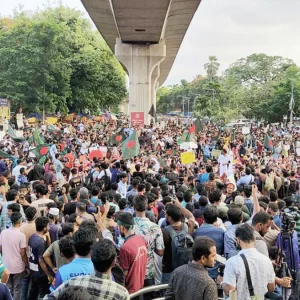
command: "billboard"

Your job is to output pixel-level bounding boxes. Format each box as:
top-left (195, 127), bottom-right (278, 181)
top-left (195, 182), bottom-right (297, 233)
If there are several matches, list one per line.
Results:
top-left (131, 112), bottom-right (144, 127)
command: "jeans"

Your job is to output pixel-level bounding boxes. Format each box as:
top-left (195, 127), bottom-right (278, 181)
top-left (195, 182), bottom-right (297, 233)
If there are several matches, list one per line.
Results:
top-left (7, 272), bottom-right (25, 300)
top-left (161, 273), bottom-right (171, 284)
top-left (27, 274), bottom-right (50, 300)
top-left (22, 274), bottom-right (31, 300)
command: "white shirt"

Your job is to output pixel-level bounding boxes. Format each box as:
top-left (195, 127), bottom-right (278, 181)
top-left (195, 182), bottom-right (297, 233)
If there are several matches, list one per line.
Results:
top-left (12, 165), bottom-right (23, 178)
top-left (222, 248), bottom-right (275, 300)
top-left (98, 169), bottom-right (112, 180)
top-left (117, 181), bottom-right (128, 198)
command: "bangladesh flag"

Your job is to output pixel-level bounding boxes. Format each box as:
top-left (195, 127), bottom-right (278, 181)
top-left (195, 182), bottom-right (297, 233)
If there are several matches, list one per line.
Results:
top-left (186, 118), bottom-right (203, 142)
top-left (122, 131), bottom-right (140, 160)
top-left (7, 125), bottom-right (25, 142)
top-left (109, 131), bottom-right (126, 146)
top-left (28, 128), bottom-right (44, 146)
top-left (30, 144), bottom-right (50, 159)
top-left (264, 134), bottom-right (274, 152)
top-left (48, 125), bottom-right (61, 139)
top-left (177, 132), bottom-right (189, 144)
top-left (0, 150), bottom-right (15, 161)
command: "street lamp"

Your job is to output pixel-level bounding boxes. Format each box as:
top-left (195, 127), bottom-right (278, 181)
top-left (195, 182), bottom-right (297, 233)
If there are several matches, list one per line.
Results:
top-left (290, 71), bottom-right (300, 128)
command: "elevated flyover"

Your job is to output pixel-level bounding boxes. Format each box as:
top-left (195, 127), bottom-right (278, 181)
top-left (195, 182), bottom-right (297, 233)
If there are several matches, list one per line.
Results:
top-left (81, 0), bottom-right (202, 124)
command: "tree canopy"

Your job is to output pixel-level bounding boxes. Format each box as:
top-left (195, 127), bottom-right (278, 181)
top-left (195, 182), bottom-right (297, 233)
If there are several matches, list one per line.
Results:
top-left (157, 54), bottom-right (300, 123)
top-left (0, 5), bottom-right (127, 114)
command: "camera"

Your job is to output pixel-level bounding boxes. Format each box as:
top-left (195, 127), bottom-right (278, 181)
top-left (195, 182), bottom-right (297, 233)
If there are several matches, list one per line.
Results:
top-left (281, 207), bottom-right (299, 234)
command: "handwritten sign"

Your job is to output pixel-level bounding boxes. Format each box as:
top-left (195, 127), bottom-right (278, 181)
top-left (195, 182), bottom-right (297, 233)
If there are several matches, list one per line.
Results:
top-left (180, 152), bottom-right (195, 164)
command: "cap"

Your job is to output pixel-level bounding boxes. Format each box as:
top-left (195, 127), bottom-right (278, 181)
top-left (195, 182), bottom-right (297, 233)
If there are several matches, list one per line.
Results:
top-left (49, 208), bottom-right (59, 216)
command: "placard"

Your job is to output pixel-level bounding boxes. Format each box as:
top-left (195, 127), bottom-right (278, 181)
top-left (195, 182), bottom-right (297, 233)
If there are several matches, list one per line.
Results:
top-left (211, 149), bottom-right (222, 158)
top-left (180, 152), bottom-right (195, 164)
top-left (242, 127), bottom-right (250, 135)
top-left (131, 112), bottom-right (144, 127)
top-left (16, 113), bottom-right (24, 129)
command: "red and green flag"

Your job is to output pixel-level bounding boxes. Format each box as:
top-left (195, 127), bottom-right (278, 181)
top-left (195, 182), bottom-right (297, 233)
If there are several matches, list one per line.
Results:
top-left (30, 144), bottom-right (50, 159)
top-left (122, 131), bottom-right (140, 160)
top-left (48, 125), bottom-right (61, 139)
top-left (109, 131), bottom-right (126, 146)
top-left (264, 133), bottom-right (274, 152)
top-left (177, 132), bottom-right (189, 144)
top-left (28, 128), bottom-right (44, 146)
top-left (186, 118), bottom-right (203, 142)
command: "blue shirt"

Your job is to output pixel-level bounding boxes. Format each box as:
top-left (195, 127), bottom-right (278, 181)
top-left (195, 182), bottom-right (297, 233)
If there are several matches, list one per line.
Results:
top-left (276, 231), bottom-right (299, 273)
top-left (199, 173), bottom-right (209, 184)
top-left (0, 283), bottom-right (12, 300)
top-left (244, 198), bottom-right (253, 216)
top-left (224, 224), bottom-right (240, 259)
top-left (273, 214), bottom-right (281, 229)
top-left (237, 174), bottom-right (254, 187)
top-left (193, 224), bottom-right (224, 279)
top-left (55, 258), bottom-right (94, 289)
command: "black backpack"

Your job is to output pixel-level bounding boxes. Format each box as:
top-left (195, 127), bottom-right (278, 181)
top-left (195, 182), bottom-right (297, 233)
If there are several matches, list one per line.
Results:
top-left (288, 179), bottom-right (299, 196)
top-left (85, 170), bottom-right (95, 187)
top-left (165, 225), bottom-right (194, 270)
top-left (102, 170), bottom-right (111, 191)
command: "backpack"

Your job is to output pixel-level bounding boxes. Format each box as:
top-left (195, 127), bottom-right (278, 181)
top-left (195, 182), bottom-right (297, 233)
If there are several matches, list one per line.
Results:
top-left (102, 170), bottom-right (111, 191)
top-left (288, 179), bottom-right (299, 196)
top-left (85, 170), bottom-right (95, 187)
top-left (165, 225), bottom-right (194, 270)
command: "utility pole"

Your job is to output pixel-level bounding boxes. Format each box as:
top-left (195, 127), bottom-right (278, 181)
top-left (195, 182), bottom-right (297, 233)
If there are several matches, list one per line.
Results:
top-left (290, 80), bottom-right (294, 128)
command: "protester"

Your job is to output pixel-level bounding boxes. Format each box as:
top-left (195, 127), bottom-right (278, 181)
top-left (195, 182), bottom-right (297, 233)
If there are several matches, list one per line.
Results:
top-left (0, 114), bottom-right (299, 300)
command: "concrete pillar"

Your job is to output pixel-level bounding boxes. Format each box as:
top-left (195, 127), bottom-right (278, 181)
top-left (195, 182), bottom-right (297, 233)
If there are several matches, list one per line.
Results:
top-left (115, 39), bottom-right (166, 126)
top-left (151, 65), bottom-right (160, 114)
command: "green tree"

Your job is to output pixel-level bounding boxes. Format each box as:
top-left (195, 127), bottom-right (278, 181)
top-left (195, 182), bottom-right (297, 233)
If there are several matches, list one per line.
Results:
top-left (204, 56), bottom-right (220, 81)
top-left (0, 5), bottom-right (126, 114)
top-left (225, 53), bottom-right (294, 85)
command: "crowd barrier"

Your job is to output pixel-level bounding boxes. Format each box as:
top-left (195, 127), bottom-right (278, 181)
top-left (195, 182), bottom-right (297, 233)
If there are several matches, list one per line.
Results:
top-left (129, 284), bottom-right (225, 300)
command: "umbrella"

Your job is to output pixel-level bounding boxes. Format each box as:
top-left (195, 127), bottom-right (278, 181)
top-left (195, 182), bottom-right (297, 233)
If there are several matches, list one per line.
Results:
top-left (180, 142), bottom-right (198, 150)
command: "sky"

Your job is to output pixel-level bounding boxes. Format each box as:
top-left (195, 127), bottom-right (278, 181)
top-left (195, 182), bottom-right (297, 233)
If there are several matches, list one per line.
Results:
top-left (2, 0), bottom-right (300, 86)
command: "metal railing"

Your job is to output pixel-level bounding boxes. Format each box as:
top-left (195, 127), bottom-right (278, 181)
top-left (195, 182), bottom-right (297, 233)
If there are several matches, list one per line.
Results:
top-left (129, 284), bottom-right (225, 300)
top-left (129, 284), bottom-right (168, 299)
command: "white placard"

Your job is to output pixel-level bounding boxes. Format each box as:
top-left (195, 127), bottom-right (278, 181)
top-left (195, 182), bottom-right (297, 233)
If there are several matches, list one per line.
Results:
top-left (16, 113), bottom-right (24, 129)
top-left (296, 148), bottom-right (300, 156)
top-left (15, 130), bottom-right (23, 138)
top-left (0, 131), bottom-right (5, 141)
top-left (242, 127), bottom-right (250, 135)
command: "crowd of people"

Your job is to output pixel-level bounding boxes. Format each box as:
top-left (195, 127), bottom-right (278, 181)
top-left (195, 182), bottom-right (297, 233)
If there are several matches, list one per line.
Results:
top-left (0, 115), bottom-right (299, 300)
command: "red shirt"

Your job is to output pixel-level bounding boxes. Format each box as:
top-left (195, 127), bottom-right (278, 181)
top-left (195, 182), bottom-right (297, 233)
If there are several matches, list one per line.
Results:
top-left (119, 234), bottom-right (148, 294)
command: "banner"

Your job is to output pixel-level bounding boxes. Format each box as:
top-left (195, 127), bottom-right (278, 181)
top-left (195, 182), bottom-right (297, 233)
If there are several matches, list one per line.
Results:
top-left (131, 112), bottom-right (144, 127)
top-left (180, 152), bottom-right (195, 164)
top-left (0, 99), bottom-right (8, 107)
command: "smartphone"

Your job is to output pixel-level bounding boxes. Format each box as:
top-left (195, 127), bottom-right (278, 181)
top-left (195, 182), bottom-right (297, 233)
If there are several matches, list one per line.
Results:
top-left (87, 206), bottom-right (98, 214)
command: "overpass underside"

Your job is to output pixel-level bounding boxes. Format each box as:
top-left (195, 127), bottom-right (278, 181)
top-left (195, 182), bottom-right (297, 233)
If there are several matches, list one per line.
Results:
top-left (81, 0), bottom-right (202, 125)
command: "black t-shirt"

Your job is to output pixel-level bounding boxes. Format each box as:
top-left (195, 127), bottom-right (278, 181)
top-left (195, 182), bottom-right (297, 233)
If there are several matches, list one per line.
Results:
top-left (29, 233), bottom-right (47, 278)
top-left (64, 202), bottom-right (77, 216)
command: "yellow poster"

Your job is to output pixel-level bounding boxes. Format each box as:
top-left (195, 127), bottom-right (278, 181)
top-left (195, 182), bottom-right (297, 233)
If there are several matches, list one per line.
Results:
top-left (180, 152), bottom-right (195, 164)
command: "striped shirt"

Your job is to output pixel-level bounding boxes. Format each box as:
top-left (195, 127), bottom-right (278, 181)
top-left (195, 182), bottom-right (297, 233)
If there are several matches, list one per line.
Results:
top-left (44, 272), bottom-right (130, 300)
